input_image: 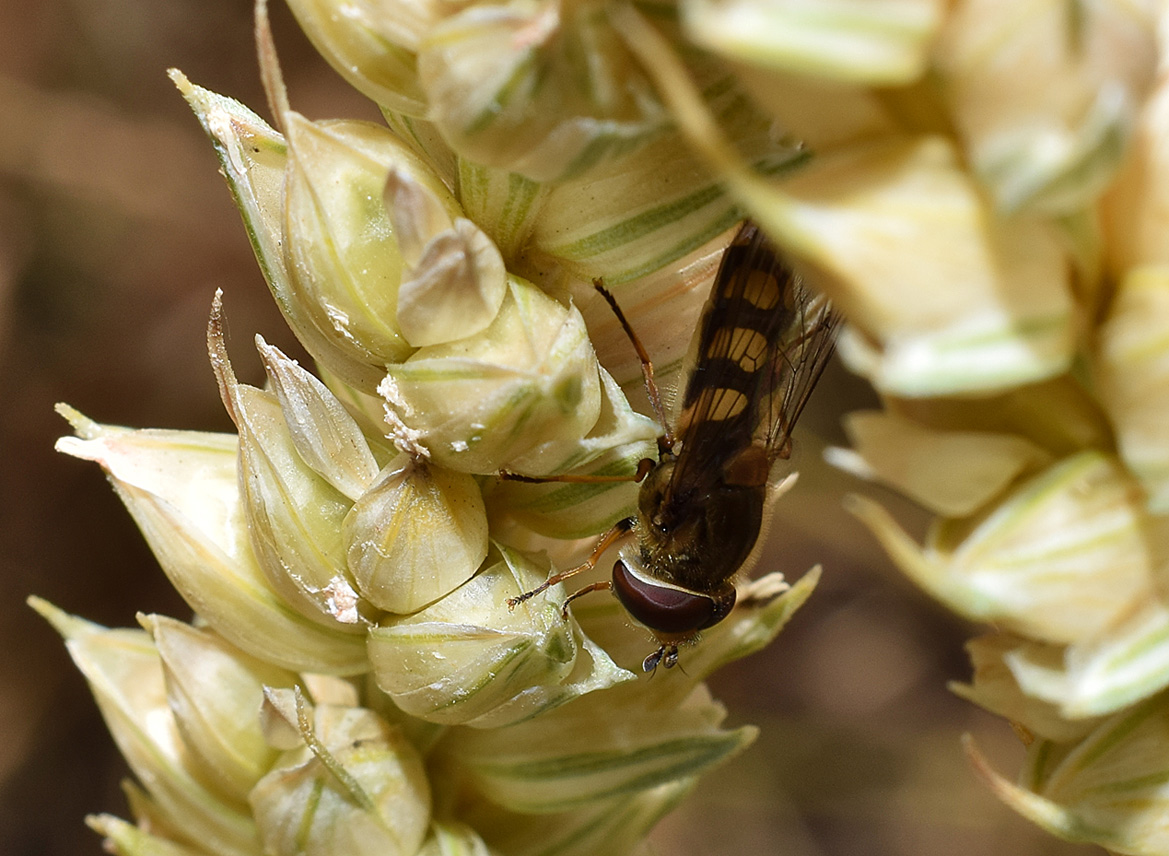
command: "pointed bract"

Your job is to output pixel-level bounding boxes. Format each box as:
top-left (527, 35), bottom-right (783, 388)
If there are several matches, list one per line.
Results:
top-left (848, 453), bottom-right (1155, 645)
top-left (683, 0), bottom-right (944, 84)
top-left (145, 615), bottom-right (297, 801)
top-left (55, 406), bottom-right (369, 674)
top-left (936, 0), bottom-right (1158, 214)
top-left (31, 600), bottom-right (262, 856)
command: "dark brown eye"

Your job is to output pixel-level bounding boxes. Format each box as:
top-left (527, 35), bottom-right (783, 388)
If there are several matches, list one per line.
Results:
top-left (611, 560), bottom-right (736, 635)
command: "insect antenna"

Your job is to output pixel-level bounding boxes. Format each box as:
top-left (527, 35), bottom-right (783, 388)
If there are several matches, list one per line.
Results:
top-left (592, 279), bottom-right (675, 457)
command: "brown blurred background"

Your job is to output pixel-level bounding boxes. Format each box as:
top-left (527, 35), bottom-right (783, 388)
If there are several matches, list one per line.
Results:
top-left (0, 2), bottom-right (1098, 854)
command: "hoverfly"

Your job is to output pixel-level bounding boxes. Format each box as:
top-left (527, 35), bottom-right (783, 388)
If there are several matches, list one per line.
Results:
top-left (507, 222), bottom-right (839, 672)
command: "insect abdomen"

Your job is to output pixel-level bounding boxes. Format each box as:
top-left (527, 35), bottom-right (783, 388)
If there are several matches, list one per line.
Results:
top-left (676, 226), bottom-right (794, 470)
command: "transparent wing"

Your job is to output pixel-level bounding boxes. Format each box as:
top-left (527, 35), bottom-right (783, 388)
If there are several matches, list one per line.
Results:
top-left (759, 284), bottom-right (839, 464)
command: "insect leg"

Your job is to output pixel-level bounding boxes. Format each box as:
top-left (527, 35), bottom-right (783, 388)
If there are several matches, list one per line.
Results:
top-left (560, 581), bottom-right (613, 618)
top-left (506, 517), bottom-right (634, 609)
top-left (498, 457), bottom-right (655, 484)
top-left (593, 279), bottom-right (674, 456)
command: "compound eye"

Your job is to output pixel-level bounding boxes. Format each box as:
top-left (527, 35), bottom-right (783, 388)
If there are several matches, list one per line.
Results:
top-left (611, 560), bottom-right (735, 635)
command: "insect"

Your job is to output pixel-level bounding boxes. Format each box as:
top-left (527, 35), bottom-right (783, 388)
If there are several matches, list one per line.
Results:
top-left (507, 222), bottom-right (839, 672)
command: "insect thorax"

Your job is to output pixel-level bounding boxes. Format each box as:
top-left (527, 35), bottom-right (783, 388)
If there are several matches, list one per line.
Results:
top-left (634, 458), bottom-right (766, 594)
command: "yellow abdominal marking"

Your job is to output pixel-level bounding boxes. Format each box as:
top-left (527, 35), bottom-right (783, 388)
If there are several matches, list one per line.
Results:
top-left (710, 326), bottom-right (769, 373)
top-left (741, 270), bottom-right (781, 310)
top-left (698, 386), bottom-right (748, 420)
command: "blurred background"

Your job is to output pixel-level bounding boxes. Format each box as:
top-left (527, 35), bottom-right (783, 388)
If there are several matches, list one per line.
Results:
top-left (0, 2), bottom-right (1097, 854)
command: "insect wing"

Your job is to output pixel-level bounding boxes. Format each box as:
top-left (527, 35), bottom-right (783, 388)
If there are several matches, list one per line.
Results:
top-left (759, 280), bottom-right (839, 465)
